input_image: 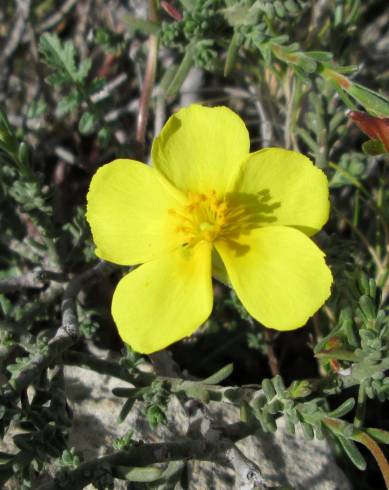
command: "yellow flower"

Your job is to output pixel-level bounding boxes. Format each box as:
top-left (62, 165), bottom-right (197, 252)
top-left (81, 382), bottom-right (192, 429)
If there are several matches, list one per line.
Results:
top-left (86, 105), bottom-right (333, 354)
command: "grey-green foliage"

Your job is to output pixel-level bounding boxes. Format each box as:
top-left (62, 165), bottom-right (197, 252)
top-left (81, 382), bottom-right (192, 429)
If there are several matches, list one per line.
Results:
top-left (316, 272), bottom-right (389, 403)
top-left (157, 0), bottom-right (334, 95)
top-left (94, 27), bottom-right (126, 55)
top-left (2, 1), bottom-right (389, 488)
top-left (297, 79), bottom-right (349, 168)
top-left (39, 33), bottom-right (111, 143)
top-left (0, 368), bottom-right (72, 487)
top-left (63, 206), bottom-right (95, 266)
top-left (39, 33), bottom-right (92, 88)
top-left (329, 152), bottom-right (367, 188)
top-left (114, 379), bottom-right (170, 429)
top-left (0, 107), bottom-right (54, 254)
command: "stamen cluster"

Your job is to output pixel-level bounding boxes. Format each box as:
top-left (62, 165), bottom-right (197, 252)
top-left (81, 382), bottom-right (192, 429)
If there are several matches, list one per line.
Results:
top-left (169, 190), bottom-right (228, 246)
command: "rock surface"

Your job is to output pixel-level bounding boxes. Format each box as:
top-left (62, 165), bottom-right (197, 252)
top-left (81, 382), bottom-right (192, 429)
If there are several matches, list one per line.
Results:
top-left (61, 364), bottom-right (352, 490)
top-left (0, 362), bottom-right (353, 489)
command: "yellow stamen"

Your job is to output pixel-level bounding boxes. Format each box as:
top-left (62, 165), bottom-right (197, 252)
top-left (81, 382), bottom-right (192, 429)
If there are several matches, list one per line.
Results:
top-left (168, 190), bottom-right (260, 247)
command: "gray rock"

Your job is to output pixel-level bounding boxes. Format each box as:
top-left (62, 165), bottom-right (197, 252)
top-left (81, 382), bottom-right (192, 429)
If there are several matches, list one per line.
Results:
top-left (61, 365), bottom-right (351, 490)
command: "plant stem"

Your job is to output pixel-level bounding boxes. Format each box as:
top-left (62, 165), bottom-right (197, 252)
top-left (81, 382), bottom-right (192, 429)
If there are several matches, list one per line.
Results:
top-left (354, 432), bottom-right (389, 489)
top-left (136, 0), bottom-right (159, 159)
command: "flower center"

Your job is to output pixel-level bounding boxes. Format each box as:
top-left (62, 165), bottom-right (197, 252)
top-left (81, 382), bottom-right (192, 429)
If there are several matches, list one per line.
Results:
top-left (169, 191), bottom-right (227, 246)
top-left (169, 190), bottom-right (262, 247)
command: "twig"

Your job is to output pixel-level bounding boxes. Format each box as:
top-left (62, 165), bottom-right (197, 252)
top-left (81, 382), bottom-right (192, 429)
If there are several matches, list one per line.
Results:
top-left (61, 261), bottom-right (113, 338)
top-left (2, 262), bottom-right (113, 397)
top-left (135, 0), bottom-right (159, 159)
top-left (63, 349), bottom-right (152, 384)
top-left (283, 72), bottom-right (297, 149)
top-left (0, 0), bottom-right (31, 63)
top-left (62, 349), bottom-right (259, 402)
top-left (105, 99), bottom-right (138, 122)
top-left (37, 0), bottom-right (78, 32)
top-left (74, 0), bottom-right (92, 60)
top-left (354, 432), bottom-right (389, 489)
top-left (36, 437), bottom-right (264, 490)
top-left (153, 86), bottom-right (166, 138)
top-left (247, 316), bottom-right (279, 376)
top-left (225, 445), bottom-right (266, 489)
top-left (149, 350), bottom-right (181, 377)
top-left (263, 330), bottom-right (280, 376)
top-left (90, 73), bottom-right (128, 103)
top-left (0, 0), bottom-right (31, 101)
top-left (13, 282), bottom-right (64, 330)
top-left (0, 270), bottom-right (45, 293)
top-left (245, 78), bottom-right (273, 147)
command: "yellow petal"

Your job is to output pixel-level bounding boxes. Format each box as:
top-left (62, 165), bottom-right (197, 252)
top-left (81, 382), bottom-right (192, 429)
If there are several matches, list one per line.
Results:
top-left (216, 226), bottom-right (332, 330)
top-left (233, 148), bottom-right (329, 236)
top-left (152, 104), bottom-right (250, 195)
top-left (86, 159), bottom-right (185, 266)
top-left (111, 241), bottom-right (213, 354)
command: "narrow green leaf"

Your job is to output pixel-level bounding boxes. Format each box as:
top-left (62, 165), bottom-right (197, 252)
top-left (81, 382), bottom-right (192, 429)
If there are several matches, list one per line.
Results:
top-left (331, 84), bottom-right (359, 111)
top-left (369, 279), bottom-right (377, 299)
top-left (274, 0), bottom-right (285, 17)
top-left (338, 436), bottom-right (367, 470)
top-left (329, 161), bottom-right (364, 190)
top-left (329, 111), bottom-right (345, 133)
top-left (366, 428), bottom-right (389, 445)
top-left (123, 466), bottom-right (163, 482)
top-left (123, 15), bottom-right (160, 35)
top-left (359, 295), bottom-right (376, 320)
top-left (273, 375), bottom-right (286, 395)
top-left (357, 271), bottom-right (369, 294)
top-left (328, 398), bottom-right (355, 418)
top-left (78, 111), bottom-right (97, 135)
top-left (98, 127), bottom-right (112, 148)
top-left (224, 32), bottom-right (240, 77)
top-left (240, 399), bottom-right (250, 423)
top-left (284, 0), bottom-right (300, 15)
top-left (112, 387), bottom-right (140, 398)
top-left (118, 397), bottom-right (136, 423)
top-left (362, 139), bottom-right (387, 156)
top-left (165, 42), bottom-right (196, 97)
top-left (296, 55), bottom-right (317, 73)
top-left (262, 378), bottom-right (276, 401)
top-left (185, 385), bottom-right (210, 403)
top-left (315, 349), bottom-right (358, 361)
top-left (297, 128), bottom-right (319, 151)
top-left (301, 422), bottom-right (314, 440)
top-left (263, 410), bottom-right (277, 433)
top-left (17, 142), bottom-right (30, 168)
top-left (202, 363), bottom-right (233, 384)
top-left (347, 83), bottom-right (389, 117)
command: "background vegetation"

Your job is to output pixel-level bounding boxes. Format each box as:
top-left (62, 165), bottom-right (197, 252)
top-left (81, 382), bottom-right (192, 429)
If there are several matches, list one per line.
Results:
top-left (1, 0), bottom-right (389, 488)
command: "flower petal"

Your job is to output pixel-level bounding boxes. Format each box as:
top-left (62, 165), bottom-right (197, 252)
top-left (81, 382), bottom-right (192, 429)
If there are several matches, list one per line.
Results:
top-left (86, 159), bottom-right (184, 266)
top-left (216, 226), bottom-right (332, 330)
top-left (152, 104), bottom-right (250, 195)
top-left (111, 241), bottom-right (213, 353)
top-left (233, 148), bottom-right (329, 236)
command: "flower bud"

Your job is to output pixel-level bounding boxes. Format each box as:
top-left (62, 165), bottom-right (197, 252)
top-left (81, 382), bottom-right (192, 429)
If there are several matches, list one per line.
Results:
top-left (349, 111), bottom-right (389, 153)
